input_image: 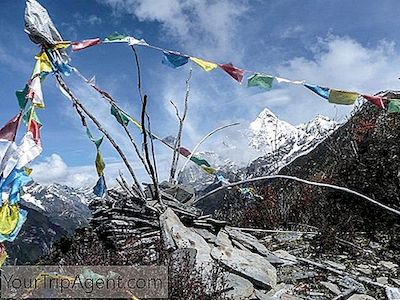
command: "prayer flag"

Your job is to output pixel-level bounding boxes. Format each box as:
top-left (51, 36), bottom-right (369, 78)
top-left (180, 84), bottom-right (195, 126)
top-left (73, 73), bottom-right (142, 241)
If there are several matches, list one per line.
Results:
top-left (247, 73), bottom-right (274, 90)
top-left (388, 99), bottom-right (400, 113)
top-left (178, 147), bottom-right (191, 157)
top-left (304, 83), bottom-right (330, 100)
top-left (128, 36), bottom-right (149, 46)
top-left (111, 105), bottom-right (129, 126)
top-left (93, 175), bottom-right (106, 197)
top-left (35, 52), bottom-right (53, 74)
top-left (104, 32), bottom-right (130, 43)
top-left (0, 203), bottom-right (19, 235)
top-left (0, 207), bottom-right (27, 242)
top-left (16, 85), bottom-right (29, 110)
top-left (28, 120), bottom-right (41, 145)
top-left (190, 57), bottom-right (218, 72)
top-left (162, 51), bottom-right (189, 69)
top-left (28, 75), bottom-right (45, 108)
top-left (72, 38), bottom-right (101, 51)
top-left (362, 94), bottom-right (385, 109)
top-left (95, 150), bottom-right (105, 177)
top-left (190, 156), bottom-right (211, 168)
top-left (23, 107), bottom-right (42, 127)
top-left (328, 89), bottom-right (359, 105)
top-left (219, 63), bottom-right (245, 83)
top-left (0, 113), bottom-right (21, 142)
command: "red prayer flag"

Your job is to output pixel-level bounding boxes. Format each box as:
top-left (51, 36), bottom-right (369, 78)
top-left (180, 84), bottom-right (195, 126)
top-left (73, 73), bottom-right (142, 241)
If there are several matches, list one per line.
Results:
top-left (362, 95), bottom-right (385, 109)
top-left (0, 113), bottom-right (21, 142)
top-left (219, 63), bottom-right (245, 83)
top-left (72, 38), bottom-right (101, 51)
top-left (178, 147), bottom-right (191, 157)
top-left (28, 120), bottom-right (41, 145)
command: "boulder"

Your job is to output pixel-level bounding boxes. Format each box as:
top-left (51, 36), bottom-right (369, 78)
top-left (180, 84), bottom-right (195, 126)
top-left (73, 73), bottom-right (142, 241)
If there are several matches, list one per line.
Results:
top-left (224, 273), bottom-right (254, 300)
top-left (211, 230), bottom-right (277, 290)
top-left (225, 227), bottom-right (284, 264)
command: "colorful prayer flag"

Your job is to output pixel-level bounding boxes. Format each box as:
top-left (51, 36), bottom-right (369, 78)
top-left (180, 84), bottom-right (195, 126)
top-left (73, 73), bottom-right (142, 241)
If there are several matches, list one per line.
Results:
top-left (388, 99), bottom-right (400, 113)
top-left (0, 207), bottom-right (27, 242)
top-left (247, 73), bottom-right (274, 90)
top-left (0, 113), bottom-right (21, 142)
top-left (35, 52), bottom-right (53, 74)
top-left (28, 75), bottom-right (45, 108)
top-left (219, 63), bottom-right (245, 83)
top-left (93, 175), bottom-right (106, 197)
top-left (52, 41), bottom-right (71, 50)
top-left (328, 89), bottom-right (359, 105)
top-left (162, 51), bottom-right (189, 69)
top-left (104, 32), bottom-right (130, 43)
top-left (28, 120), bottom-right (41, 145)
top-left (95, 151), bottom-right (105, 177)
top-left (190, 57), bottom-right (218, 72)
top-left (0, 203), bottom-right (19, 235)
top-left (178, 147), bottom-right (191, 157)
top-left (190, 156), bottom-right (211, 168)
top-left (201, 165), bottom-right (216, 175)
top-left (23, 107), bottom-right (42, 127)
top-left (111, 105), bottom-right (130, 126)
top-left (128, 36), bottom-right (149, 46)
top-left (304, 83), bottom-right (330, 100)
top-left (72, 38), bottom-right (101, 51)
top-left (16, 85), bottom-right (29, 110)
top-left (14, 132), bottom-right (43, 172)
top-left (362, 94), bottom-right (385, 109)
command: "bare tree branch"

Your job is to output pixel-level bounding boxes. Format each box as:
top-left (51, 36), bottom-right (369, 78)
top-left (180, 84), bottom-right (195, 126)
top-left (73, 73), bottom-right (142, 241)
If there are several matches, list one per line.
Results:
top-left (169, 69), bottom-right (192, 183)
top-left (177, 122), bottom-right (240, 176)
top-left (190, 174), bottom-right (400, 217)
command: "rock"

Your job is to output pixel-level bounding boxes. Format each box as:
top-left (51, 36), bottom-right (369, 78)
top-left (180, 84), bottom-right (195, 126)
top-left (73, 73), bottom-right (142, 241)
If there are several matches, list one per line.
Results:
top-left (211, 230), bottom-right (277, 289)
top-left (320, 281), bottom-right (341, 295)
top-left (224, 273), bottom-right (254, 300)
top-left (356, 264), bottom-right (373, 275)
top-left (272, 250), bottom-right (297, 266)
top-left (193, 228), bottom-right (217, 243)
top-left (386, 287), bottom-right (400, 300)
top-left (391, 278), bottom-right (400, 287)
top-left (160, 208), bottom-right (212, 270)
top-left (376, 276), bottom-right (389, 285)
top-left (225, 227), bottom-right (284, 264)
top-left (347, 294), bottom-right (376, 300)
top-left (339, 276), bottom-right (366, 293)
top-left (324, 260), bottom-right (346, 271)
top-left (273, 232), bottom-right (303, 243)
top-left (379, 260), bottom-right (399, 270)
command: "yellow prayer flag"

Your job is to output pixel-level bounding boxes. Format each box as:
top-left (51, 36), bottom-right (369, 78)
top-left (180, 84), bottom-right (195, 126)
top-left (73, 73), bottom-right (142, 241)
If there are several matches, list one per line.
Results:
top-left (0, 203), bottom-right (19, 235)
top-left (190, 57), bottom-right (218, 72)
top-left (201, 165), bottom-right (216, 175)
top-left (52, 41), bottom-right (71, 50)
top-left (34, 52), bottom-right (53, 74)
top-left (328, 89), bottom-right (359, 105)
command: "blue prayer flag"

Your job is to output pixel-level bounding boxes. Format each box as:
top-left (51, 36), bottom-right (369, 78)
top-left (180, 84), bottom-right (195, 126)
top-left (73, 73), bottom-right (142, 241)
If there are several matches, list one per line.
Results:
top-left (304, 83), bottom-right (330, 100)
top-left (162, 51), bottom-right (189, 69)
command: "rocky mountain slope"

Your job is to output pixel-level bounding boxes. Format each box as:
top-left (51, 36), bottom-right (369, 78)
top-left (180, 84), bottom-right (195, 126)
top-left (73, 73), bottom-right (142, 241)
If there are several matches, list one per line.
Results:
top-left (6, 182), bottom-right (93, 263)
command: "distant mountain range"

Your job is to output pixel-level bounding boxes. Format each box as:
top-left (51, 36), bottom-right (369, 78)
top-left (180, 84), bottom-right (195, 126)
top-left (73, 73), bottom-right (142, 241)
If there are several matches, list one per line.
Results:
top-left (179, 108), bottom-right (338, 190)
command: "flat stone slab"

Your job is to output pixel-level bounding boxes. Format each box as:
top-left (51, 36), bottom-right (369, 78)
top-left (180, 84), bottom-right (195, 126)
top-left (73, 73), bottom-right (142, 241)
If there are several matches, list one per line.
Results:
top-left (211, 230), bottom-right (277, 290)
top-left (224, 273), bottom-right (254, 300)
top-left (225, 227), bottom-right (284, 264)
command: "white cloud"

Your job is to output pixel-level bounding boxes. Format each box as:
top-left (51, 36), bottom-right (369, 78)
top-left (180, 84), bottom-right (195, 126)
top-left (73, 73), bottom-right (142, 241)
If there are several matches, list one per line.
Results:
top-left (97, 0), bottom-right (248, 58)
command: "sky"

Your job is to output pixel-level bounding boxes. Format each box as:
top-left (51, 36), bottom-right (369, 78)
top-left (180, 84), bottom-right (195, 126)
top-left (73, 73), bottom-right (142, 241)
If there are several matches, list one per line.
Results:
top-left (1, 0), bottom-right (400, 188)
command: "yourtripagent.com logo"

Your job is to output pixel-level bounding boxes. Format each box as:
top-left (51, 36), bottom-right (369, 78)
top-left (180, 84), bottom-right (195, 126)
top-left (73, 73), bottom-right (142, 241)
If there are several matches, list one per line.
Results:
top-left (1, 266), bottom-right (168, 298)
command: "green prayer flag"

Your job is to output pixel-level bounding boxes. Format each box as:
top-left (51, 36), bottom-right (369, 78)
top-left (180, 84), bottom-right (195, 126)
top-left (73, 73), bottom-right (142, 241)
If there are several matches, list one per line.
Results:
top-left (247, 73), bottom-right (274, 90)
top-left (328, 89), bottom-right (359, 105)
top-left (104, 32), bottom-right (130, 43)
top-left (16, 85), bottom-right (29, 110)
top-left (86, 128), bottom-right (104, 148)
top-left (111, 105), bottom-right (130, 126)
top-left (388, 99), bottom-right (400, 113)
top-left (190, 156), bottom-right (211, 168)
top-left (95, 150), bottom-right (105, 176)
top-left (22, 107), bottom-right (42, 126)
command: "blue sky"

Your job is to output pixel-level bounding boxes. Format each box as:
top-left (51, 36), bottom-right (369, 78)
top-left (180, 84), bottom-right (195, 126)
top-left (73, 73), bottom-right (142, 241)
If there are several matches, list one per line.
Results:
top-left (1, 0), bottom-right (400, 187)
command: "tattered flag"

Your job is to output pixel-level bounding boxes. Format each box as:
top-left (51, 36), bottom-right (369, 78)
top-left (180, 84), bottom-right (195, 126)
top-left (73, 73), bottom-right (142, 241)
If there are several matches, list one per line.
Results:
top-left (219, 63), bottom-right (245, 83)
